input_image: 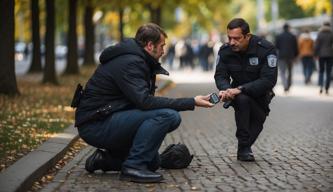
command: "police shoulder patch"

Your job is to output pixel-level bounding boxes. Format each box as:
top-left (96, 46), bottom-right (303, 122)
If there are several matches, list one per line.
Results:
top-left (267, 54), bottom-right (277, 68)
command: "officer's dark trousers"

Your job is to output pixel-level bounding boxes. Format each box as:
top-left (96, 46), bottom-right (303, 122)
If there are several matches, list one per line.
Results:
top-left (232, 94), bottom-right (266, 149)
top-left (79, 108), bottom-right (181, 170)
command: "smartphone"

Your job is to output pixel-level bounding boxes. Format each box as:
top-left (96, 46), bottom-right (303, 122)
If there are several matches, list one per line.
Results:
top-left (209, 93), bottom-right (220, 104)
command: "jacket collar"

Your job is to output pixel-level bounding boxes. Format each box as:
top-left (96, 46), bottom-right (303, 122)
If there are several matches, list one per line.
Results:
top-left (245, 35), bottom-right (257, 55)
top-left (142, 48), bottom-right (169, 76)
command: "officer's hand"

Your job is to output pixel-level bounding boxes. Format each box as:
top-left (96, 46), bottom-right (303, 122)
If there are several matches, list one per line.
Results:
top-left (218, 90), bottom-right (228, 102)
top-left (226, 88), bottom-right (241, 97)
top-left (194, 95), bottom-right (214, 108)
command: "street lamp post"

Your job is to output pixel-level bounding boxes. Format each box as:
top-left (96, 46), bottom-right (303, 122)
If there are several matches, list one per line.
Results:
top-left (271, 0), bottom-right (279, 36)
top-left (256, 0), bottom-right (264, 33)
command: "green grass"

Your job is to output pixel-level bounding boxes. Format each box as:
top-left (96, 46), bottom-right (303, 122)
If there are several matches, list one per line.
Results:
top-left (0, 66), bottom-right (96, 171)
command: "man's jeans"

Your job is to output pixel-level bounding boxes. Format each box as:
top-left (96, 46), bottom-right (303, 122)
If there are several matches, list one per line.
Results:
top-left (79, 108), bottom-right (181, 170)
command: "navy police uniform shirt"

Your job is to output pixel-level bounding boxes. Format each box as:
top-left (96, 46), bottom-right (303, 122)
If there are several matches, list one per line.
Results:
top-left (214, 35), bottom-right (278, 99)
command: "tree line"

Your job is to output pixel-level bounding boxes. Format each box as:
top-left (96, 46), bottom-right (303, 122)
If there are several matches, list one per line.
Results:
top-left (0, 0), bottom-right (231, 96)
top-left (1, 0), bottom-right (100, 95)
top-left (1, 0), bottom-right (329, 96)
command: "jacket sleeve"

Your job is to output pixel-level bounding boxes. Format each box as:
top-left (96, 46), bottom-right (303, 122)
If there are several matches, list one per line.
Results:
top-left (314, 34), bottom-right (321, 57)
top-left (114, 59), bottom-right (195, 111)
top-left (214, 51), bottom-right (232, 91)
top-left (241, 48), bottom-right (278, 98)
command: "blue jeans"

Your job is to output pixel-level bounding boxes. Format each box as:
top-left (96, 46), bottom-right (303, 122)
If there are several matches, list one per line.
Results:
top-left (79, 108), bottom-right (181, 170)
top-left (301, 56), bottom-right (315, 84)
top-left (318, 57), bottom-right (333, 91)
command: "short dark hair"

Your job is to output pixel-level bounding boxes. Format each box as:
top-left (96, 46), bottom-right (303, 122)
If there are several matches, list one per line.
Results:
top-left (135, 23), bottom-right (167, 47)
top-left (227, 18), bottom-right (250, 35)
top-left (283, 23), bottom-right (290, 31)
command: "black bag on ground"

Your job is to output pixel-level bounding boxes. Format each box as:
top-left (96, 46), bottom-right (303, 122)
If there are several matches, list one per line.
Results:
top-left (160, 143), bottom-right (193, 169)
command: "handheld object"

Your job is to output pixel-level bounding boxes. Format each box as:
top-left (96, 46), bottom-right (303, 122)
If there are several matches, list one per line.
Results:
top-left (223, 100), bottom-right (232, 109)
top-left (209, 93), bottom-right (220, 104)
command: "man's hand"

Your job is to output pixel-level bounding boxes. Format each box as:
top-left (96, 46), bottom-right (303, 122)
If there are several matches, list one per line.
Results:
top-left (218, 88), bottom-right (241, 102)
top-left (194, 95), bottom-right (214, 108)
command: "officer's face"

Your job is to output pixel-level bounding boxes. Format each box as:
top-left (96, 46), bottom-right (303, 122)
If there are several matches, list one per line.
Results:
top-left (146, 35), bottom-right (166, 60)
top-left (227, 27), bottom-right (250, 52)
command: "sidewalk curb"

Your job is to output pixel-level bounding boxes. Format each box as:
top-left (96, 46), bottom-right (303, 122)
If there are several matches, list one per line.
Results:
top-left (0, 79), bottom-right (173, 192)
top-left (0, 125), bottom-right (79, 192)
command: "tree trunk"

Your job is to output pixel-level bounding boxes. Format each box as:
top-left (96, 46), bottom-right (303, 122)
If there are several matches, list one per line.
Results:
top-left (28, 0), bottom-right (42, 73)
top-left (119, 7), bottom-right (124, 41)
top-left (64, 0), bottom-right (79, 74)
top-left (83, 0), bottom-right (95, 66)
top-left (149, 5), bottom-right (162, 26)
top-left (43, 0), bottom-right (58, 84)
top-left (154, 7), bottom-right (161, 26)
top-left (0, 0), bottom-right (19, 95)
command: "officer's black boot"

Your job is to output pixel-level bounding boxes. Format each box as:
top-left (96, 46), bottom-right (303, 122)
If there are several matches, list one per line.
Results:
top-left (85, 149), bottom-right (123, 173)
top-left (237, 147), bottom-right (255, 162)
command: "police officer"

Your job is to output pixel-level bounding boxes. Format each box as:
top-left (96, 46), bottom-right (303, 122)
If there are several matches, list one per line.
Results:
top-left (214, 18), bottom-right (277, 161)
top-left (75, 23), bottom-right (214, 183)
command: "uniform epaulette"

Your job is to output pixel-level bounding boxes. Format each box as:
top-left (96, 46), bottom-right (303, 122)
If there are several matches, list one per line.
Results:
top-left (257, 39), bottom-right (273, 49)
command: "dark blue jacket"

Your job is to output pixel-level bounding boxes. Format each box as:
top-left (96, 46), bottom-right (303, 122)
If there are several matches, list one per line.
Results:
top-left (75, 38), bottom-right (195, 127)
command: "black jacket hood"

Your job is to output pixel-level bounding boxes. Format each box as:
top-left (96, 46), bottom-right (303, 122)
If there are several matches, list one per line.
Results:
top-left (99, 38), bottom-right (169, 75)
top-left (99, 38), bottom-right (144, 64)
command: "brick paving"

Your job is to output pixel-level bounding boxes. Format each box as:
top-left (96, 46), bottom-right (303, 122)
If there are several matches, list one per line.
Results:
top-left (41, 82), bottom-right (333, 192)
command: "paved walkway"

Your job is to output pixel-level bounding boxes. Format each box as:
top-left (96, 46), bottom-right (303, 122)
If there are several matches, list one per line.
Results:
top-left (40, 67), bottom-right (333, 191)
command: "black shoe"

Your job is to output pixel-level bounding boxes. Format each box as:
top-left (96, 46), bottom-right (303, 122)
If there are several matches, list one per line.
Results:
top-left (119, 167), bottom-right (164, 183)
top-left (85, 149), bottom-right (122, 173)
top-left (237, 147), bottom-right (255, 162)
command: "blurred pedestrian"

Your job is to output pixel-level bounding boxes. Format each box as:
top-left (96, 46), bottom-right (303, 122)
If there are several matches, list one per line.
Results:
top-left (165, 41), bottom-right (175, 70)
top-left (275, 23), bottom-right (298, 93)
top-left (298, 29), bottom-right (315, 84)
top-left (315, 22), bottom-right (333, 94)
top-left (74, 23), bottom-right (214, 183)
top-left (198, 41), bottom-right (214, 71)
top-left (214, 18), bottom-right (277, 161)
top-left (175, 39), bottom-right (187, 69)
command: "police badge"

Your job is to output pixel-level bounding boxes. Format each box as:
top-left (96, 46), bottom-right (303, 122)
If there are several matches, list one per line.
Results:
top-left (267, 54), bottom-right (277, 68)
top-left (249, 57), bottom-right (259, 65)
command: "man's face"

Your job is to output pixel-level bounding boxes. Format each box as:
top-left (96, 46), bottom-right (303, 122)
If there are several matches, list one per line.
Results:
top-left (227, 27), bottom-right (250, 52)
top-left (146, 35), bottom-right (166, 60)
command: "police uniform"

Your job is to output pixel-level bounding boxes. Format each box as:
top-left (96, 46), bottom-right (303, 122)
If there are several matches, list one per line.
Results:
top-left (214, 35), bottom-right (277, 156)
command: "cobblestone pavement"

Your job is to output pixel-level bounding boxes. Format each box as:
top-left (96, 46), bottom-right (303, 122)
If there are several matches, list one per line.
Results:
top-left (41, 81), bottom-right (333, 192)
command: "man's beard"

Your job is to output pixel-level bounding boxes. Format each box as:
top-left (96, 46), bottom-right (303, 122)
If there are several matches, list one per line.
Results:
top-left (152, 47), bottom-right (159, 59)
